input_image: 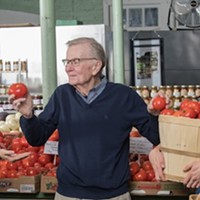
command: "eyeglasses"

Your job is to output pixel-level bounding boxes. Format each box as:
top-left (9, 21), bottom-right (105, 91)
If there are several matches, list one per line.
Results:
top-left (62, 58), bottom-right (97, 67)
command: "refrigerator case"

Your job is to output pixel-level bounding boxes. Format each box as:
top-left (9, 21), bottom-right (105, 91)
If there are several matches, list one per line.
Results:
top-left (0, 24), bottom-right (112, 94)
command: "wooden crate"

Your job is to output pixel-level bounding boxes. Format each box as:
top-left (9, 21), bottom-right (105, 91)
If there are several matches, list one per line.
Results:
top-left (159, 115), bottom-right (200, 182)
top-left (189, 194), bottom-right (200, 200)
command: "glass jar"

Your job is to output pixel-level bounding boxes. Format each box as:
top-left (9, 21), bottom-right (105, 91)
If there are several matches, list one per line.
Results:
top-left (21, 61), bottom-right (27, 72)
top-left (135, 86), bottom-right (142, 96)
top-left (5, 61), bottom-right (11, 71)
top-left (187, 85), bottom-right (195, 97)
top-left (165, 85), bottom-right (173, 98)
top-left (173, 85), bottom-right (181, 98)
top-left (0, 85), bottom-right (6, 95)
top-left (13, 61), bottom-right (19, 71)
top-left (158, 85), bottom-right (166, 95)
top-left (33, 94), bottom-right (43, 105)
top-left (150, 86), bottom-right (158, 98)
top-left (34, 105), bottom-right (43, 116)
top-left (180, 85), bottom-right (188, 97)
top-left (195, 85), bottom-right (200, 98)
top-left (141, 86), bottom-right (149, 98)
top-left (0, 60), bottom-right (3, 71)
top-left (173, 97), bottom-right (181, 109)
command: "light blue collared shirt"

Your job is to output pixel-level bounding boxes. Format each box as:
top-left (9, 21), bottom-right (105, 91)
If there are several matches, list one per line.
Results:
top-left (76, 76), bottom-right (107, 104)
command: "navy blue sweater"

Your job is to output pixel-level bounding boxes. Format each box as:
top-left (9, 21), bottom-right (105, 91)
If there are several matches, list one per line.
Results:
top-left (20, 82), bottom-right (159, 199)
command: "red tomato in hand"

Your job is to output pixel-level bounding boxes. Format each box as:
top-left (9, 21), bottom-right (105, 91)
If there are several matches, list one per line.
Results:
top-left (152, 96), bottom-right (166, 111)
top-left (8, 82), bottom-right (28, 99)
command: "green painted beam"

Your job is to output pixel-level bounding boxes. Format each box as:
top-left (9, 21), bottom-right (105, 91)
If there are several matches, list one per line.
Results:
top-left (112, 0), bottom-right (125, 84)
top-left (40, 0), bottom-right (57, 106)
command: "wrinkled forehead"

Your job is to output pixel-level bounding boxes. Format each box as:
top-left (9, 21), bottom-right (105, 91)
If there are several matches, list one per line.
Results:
top-left (66, 43), bottom-right (91, 58)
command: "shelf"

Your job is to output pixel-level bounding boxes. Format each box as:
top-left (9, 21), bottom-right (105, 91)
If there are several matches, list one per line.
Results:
top-left (0, 71), bottom-right (27, 74)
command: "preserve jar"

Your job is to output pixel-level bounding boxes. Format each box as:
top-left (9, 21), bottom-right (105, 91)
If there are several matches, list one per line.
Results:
top-left (141, 86), bottom-right (149, 98)
top-left (187, 85), bottom-right (195, 97)
top-left (165, 85), bottom-right (173, 98)
top-left (173, 85), bottom-right (181, 98)
top-left (180, 85), bottom-right (188, 97)
top-left (150, 86), bottom-right (158, 98)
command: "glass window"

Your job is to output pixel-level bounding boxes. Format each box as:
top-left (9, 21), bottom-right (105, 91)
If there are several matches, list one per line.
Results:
top-left (129, 8), bottom-right (142, 27)
top-left (145, 8), bottom-right (158, 26)
top-left (123, 9), bottom-right (127, 26)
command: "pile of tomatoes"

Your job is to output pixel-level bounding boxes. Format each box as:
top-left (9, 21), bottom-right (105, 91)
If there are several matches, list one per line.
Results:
top-left (0, 130), bottom-right (59, 179)
top-left (129, 154), bottom-right (155, 182)
top-left (160, 99), bottom-right (200, 118)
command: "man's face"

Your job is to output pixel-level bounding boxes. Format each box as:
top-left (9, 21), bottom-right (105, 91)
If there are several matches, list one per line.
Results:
top-left (65, 43), bottom-right (98, 87)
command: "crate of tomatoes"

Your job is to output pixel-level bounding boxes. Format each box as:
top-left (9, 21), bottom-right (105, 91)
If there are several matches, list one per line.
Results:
top-left (159, 99), bottom-right (200, 182)
top-left (0, 129), bottom-right (59, 193)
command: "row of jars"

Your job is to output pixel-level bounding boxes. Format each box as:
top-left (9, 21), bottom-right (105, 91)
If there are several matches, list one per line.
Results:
top-left (131, 85), bottom-right (200, 99)
top-left (0, 94), bottom-right (43, 111)
top-left (130, 85), bottom-right (200, 109)
top-left (0, 60), bottom-right (27, 72)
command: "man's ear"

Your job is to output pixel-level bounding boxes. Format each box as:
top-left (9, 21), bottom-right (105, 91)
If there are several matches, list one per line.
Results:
top-left (92, 60), bottom-right (103, 75)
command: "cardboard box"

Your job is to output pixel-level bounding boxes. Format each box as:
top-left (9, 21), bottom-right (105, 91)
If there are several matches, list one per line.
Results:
top-left (0, 175), bottom-right (40, 193)
top-left (129, 181), bottom-right (192, 196)
top-left (40, 175), bottom-right (57, 193)
top-left (159, 115), bottom-right (200, 182)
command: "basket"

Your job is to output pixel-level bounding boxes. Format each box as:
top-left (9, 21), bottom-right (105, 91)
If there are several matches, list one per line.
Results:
top-left (189, 194), bottom-right (200, 200)
top-left (159, 115), bottom-right (200, 182)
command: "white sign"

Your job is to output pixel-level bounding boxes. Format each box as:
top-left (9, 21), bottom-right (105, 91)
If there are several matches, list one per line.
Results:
top-left (44, 141), bottom-right (58, 155)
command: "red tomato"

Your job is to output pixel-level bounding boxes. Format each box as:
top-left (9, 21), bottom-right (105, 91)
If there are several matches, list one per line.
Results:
top-left (146, 170), bottom-right (155, 181)
top-left (142, 161), bottom-right (153, 171)
top-left (180, 99), bottom-right (191, 110)
top-left (26, 167), bottom-right (39, 176)
top-left (152, 96), bottom-right (166, 111)
top-left (187, 101), bottom-right (200, 115)
top-left (160, 108), bottom-right (175, 115)
top-left (6, 161), bottom-right (18, 170)
top-left (173, 110), bottom-right (184, 117)
top-left (48, 129), bottom-right (59, 141)
top-left (26, 145), bottom-right (40, 153)
top-left (16, 169), bottom-right (26, 177)
top-left (182, 107), bottom-right (197, 118)
top-left (38, 154), bottom-right (53, 166)
top-left (130, 161), bottom-right (140, 176)
top-left (133, 168), bottom-right (147, 181)
top-left (7, 169), bottom-right (18, 178)
top-left (22, 157), bottom-right (35, 168)
top-left (130, 130), bottom-right (140, 137)
top-left (11, 143), bottom-right (22, 153)
top-left (45, 162), bottom-right (55, 170)
top-left (28, 152), bottom-right (39, 163)
top-left (0, 169), bottom-right (7, 178)
top-left (20, 136), bottom-right (29, 148)
top-left (7, 82), bottom-right (28, 99)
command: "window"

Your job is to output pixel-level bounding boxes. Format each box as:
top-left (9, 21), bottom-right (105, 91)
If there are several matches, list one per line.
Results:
top-left (103, 0), bottom-right (166, 31)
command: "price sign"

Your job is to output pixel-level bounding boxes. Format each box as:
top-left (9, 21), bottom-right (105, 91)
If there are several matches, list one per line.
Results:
top-left (44, 141), bottom-right (58, 155)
